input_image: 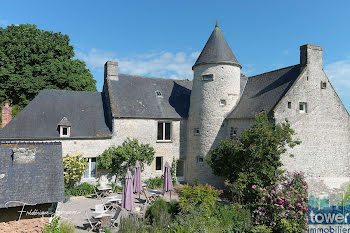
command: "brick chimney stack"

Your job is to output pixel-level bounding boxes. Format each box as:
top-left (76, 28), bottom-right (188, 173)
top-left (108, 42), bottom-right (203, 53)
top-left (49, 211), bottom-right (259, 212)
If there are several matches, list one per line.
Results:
top-left (2, 102), bottom-right (12, 128)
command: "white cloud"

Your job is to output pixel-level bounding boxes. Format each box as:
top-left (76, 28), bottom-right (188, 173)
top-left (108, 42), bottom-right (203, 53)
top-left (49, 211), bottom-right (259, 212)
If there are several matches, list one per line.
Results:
top-left (75, 48), bottom-right (117, 69)
top-left (325, 59), bottom-right (350, 97)
top-left (76, 48), bottom-right (199, 80)
top-left (0, 19), bottom-right (8, 27)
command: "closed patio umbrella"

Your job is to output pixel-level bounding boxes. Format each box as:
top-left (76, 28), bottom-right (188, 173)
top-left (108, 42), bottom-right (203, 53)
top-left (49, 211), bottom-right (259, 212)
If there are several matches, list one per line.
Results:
top-left (133, 161), bottom-right (142, 202)
top-left (121, 170), bottom-right (134, 211)
top-left (163, 161), bottom-right (174, 200)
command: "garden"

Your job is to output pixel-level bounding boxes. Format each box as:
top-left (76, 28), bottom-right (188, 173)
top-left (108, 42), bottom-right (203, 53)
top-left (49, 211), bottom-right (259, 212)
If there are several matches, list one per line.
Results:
top-left (45, 112), bottom-right (308, 233)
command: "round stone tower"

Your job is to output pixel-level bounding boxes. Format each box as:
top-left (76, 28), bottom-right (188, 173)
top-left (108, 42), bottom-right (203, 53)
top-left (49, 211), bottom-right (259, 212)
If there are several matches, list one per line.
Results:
top-left (185, 22), bottom-right (242, 186)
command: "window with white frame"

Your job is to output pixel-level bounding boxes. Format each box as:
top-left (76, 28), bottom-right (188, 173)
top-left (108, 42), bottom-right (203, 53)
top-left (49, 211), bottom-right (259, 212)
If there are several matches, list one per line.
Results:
top-left (202, 74), bottom-right (214, 81)
top-left (299, 102), bottom-right (307, 113)
top-left (83, 158), bottom-right (97, 179)
top-left (157, 122), bottom-right (171, 141)
top-left (155, 156), bottom-right (163, 171)
top-left (60, 126), bottom-right (71, 137)
top-left (230, 127), bottom-right (237, 139)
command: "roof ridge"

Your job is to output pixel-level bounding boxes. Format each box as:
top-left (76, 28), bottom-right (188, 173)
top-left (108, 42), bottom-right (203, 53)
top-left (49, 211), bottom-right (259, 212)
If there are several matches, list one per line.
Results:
top-left (118, 73), bottom-right (192, 82)
top-left (248, 64), bottom-right (299, 79)
top-left (42, 89), bottom-right (101, 94)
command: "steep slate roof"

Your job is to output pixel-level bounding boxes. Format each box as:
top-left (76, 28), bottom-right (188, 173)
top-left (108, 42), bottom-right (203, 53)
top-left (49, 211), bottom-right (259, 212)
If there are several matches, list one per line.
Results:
top-left (108, 74), bottom-right (192, 119)
top-left (58, 117), bottom-right (71, 126)
top-left (0, 142), bottom-right (64, 208)
top-left (193, 23), bottom-right (241, 69)
top-left (0, 90), bottom-right (111, 140)
top-left (228, 65), bottom-right (303, 119)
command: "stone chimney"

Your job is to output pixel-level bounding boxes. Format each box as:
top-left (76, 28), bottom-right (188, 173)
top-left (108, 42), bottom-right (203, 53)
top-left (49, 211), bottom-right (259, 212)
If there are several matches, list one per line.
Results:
top-left (104, 61), bottom-right (118, 81)
top-left (300, 44), bottom-right (323, 68)
top-left (2, 102), bottom-right (12, 128)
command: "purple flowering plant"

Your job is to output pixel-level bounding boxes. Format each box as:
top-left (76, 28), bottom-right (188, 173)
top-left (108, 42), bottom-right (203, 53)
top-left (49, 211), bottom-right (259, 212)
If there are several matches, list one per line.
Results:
top-left (252, 171), bottom-right (308, 231)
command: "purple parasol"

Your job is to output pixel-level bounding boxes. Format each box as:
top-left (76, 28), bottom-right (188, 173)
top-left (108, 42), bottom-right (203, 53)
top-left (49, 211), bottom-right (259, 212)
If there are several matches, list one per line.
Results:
top-left (163, 161), bottom-right (174, 199)
top-left (133, 161), bottom-right (143, 202)
top-left (121, 170), bottom-right (134, 211)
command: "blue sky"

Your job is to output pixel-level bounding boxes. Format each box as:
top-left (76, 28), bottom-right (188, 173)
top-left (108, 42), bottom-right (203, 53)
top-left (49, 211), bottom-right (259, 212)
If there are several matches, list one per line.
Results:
top-left (1, 0), bottom-right (350, 111)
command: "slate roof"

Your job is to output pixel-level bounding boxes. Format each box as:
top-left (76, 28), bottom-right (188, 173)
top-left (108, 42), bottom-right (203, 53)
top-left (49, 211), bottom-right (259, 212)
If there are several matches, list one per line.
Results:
top-left (58, 117), bottom-right (71, 126)
top-left (228, 65), bottom-right (303, 119)
top-left (0, 90), bottom-right (112, 140)
top-left (0, 142), bottom-right (64, 208)
top-left (108, 74), bottom-right (192, 119)
top-left (193, 24), bottom-right (240, 69)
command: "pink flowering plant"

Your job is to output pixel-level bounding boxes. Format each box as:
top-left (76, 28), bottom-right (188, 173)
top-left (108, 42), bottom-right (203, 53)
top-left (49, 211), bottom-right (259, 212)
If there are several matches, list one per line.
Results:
top-left (252, 171), bottom-right (308, 232)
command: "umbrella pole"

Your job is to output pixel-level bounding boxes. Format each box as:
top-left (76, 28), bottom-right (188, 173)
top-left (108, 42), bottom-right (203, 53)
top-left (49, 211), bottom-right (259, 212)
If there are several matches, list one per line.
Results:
top-left (139, 192), bottom-right (141, 203)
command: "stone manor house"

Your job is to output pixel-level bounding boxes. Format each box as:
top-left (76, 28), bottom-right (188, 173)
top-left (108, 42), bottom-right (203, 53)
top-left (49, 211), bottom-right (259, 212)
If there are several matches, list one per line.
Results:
top-left (0, 24), bottom-right (349, 189)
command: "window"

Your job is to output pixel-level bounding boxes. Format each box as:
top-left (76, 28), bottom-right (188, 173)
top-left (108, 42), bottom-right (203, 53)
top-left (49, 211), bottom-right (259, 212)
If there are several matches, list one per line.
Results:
top-left (155, 156), bottom-right (163, 171)
top-left (202, 74), bottom-right (214, 81)
top-left (321, 81), bottom-right (327, 89)
top-left (288, 102), bottom-right (292, 109)
top-left (156, 91), bottom-right (162, 97)
top-left (230, 127), bottom-right (237, 139)
top-left (194, 128), bottom-right (200, 136)
top-left (83, 158), bottom-right (97, 179)
top-left (157, 122), bottom-right (171, 141)
top-left (220, 99), bottom-right (226, 106)
top-left (60, 126), bottom-right (70, 137)
top-left (197, 156), bottom-right (204, 165)
top-left (299, 102), bottom-right (307, 113)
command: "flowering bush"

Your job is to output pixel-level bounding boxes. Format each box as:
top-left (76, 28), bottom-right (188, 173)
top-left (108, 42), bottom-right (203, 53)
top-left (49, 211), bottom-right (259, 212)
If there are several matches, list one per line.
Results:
top-left (63, 153), bottom-right (88, 188)
top-left (252, 171), bottom-right (308, 232)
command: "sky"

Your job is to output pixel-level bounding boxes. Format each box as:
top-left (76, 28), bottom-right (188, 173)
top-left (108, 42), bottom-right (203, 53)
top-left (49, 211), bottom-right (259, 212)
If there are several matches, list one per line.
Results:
top-left (1, 0), bottom-right (350, 111)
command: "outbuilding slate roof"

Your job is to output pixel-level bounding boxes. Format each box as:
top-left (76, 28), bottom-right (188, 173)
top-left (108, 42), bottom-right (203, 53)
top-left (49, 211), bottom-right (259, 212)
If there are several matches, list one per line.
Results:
top-left (0, 142), bottom-right (64, 208)
top-left (193, 24), bottom-right (241, 69)
top-left (228, 65), bottom-right (303, 119)
top-left (108, 74), bottom-right (192, 119)
top-left (0, 90), bottom-right (112, 140)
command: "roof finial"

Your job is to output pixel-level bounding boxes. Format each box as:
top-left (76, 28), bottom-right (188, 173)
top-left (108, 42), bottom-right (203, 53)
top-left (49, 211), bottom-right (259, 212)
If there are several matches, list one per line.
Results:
top-left (215, 20), bottom-right (218, 28)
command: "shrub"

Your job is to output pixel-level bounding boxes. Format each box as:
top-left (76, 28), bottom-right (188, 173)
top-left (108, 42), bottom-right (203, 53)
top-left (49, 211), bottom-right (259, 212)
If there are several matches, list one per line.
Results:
top-left (119, 214), bottom-right (151, 233)
top-left (179, 184), bottom-right (221, 216)
top-left (146, 176), bottom-right (163, 189)
top-left (207, 112), bottom-right (301, 204)
top-left (63, 153), bottom-right (88, 188)
top-left (69, 182), bottom-right (95, 196)
top-left (249, 225), bottom-right (272, 233)
top-left (252, 171), bottom-right (308, 232)
top-left (43, 216), bottom-right (60, 233)
top-left (145, 199), bottom-right (179, 224)
top-left (59, 221), bottom-right (75, 233)
top-left (97, 138), bottom-right (155, 182)
top-left (214, 204), bottom-right (251, 231)
top-left (42, 216), bottom-right (75, 233)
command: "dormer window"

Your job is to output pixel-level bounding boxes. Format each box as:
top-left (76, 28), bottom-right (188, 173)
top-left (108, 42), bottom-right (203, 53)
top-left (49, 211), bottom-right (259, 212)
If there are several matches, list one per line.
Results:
top-left (58, 117), bottom-right (71, 137)
top-left (202, 74), bottom-right (214, 81)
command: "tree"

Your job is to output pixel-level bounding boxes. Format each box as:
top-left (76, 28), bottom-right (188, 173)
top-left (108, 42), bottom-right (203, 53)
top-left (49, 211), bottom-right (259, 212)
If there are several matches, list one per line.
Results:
top-left (63, 153), bottom-right (88, 188)
top-left (207, 112), bottom-right (301, 204)
top-left (97, 138), bottom-right (155, 181)
top-left (0, 24), bottom-right (96, 107)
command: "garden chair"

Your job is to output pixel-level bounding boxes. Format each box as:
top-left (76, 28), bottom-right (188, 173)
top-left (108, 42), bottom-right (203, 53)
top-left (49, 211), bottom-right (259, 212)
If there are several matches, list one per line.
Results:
top-left (93, 186), bottom-right (103, 199)
top-left (85, 213), bottom-right (101, 232)
top-left (93, 204), bottom-right (108, 217)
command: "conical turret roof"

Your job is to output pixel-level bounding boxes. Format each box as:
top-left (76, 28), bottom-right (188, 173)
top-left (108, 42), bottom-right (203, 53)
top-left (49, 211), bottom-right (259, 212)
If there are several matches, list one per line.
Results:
top-left (193, 22), bottom-right (241, 69)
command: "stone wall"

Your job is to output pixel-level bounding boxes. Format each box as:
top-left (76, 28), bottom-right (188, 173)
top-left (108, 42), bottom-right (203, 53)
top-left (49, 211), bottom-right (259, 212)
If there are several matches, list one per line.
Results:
top-left (111, 118), bottom-right (184, 180)
top-left (274, 47), bottom-right (350, 191)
